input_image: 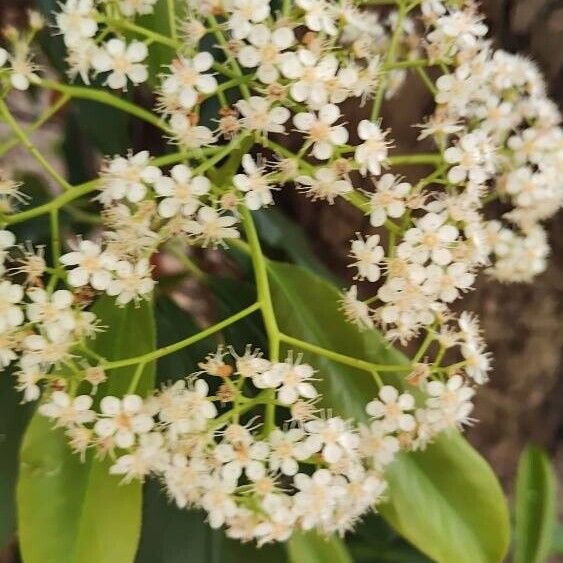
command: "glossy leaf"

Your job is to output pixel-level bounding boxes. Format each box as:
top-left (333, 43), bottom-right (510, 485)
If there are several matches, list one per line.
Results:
top-left (268, 260), bottom-right (509, 563)
top-left (514, 445), bottom-right (557, 563)
top-left (17, 298), bottom-right (156, 563)
top-left (254, 208), bottom-right (336, 282)
top-left (288, 532), bottom-right (352, 563)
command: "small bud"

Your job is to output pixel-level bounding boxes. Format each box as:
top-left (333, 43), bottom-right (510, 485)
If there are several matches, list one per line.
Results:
top-left (85, 366), bottom-right (107, 392)
top-left (28, 10), bottom-right (45, 30)
top-left (407, 363), bottom-right (430, 387)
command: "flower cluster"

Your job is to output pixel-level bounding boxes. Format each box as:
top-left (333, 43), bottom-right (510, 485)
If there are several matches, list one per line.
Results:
top-left (39, 345), bottom-right (477, 543)
top-left (0, 0), bottom-right (561, 548)
top-left (0, 228), bottom-right (99, 401)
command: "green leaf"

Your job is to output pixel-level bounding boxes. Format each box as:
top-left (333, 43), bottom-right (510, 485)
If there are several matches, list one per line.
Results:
top-left (287, 532), bottom-right (352, 563)
top-left (268, 260), bottom-right (510, 563)
top-left (17, 298), bottom-right (156, 563)
top-left (347, 513), bottom-right (432, 563)
top-left (139, 0), bottom-right (183, 88)
top-left (514, 445), bottom-right (557, 563)
top-left (208, 276), bottom-right (267, 352)
top-left (0, 370), bottom-right (34, 549)
top-left (380, 434), bottom-right (509, 563)
top-left (254, 208), bottom-right (336, 282)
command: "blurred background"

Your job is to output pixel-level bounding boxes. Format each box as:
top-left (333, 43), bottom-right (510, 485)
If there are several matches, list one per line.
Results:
top-left (1, 0), bottom-right (563, 559)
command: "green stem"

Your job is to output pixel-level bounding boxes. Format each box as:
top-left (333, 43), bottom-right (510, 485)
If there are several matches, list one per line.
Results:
top-left (39, 80), bottom-right (171, 134)
top-left (388, 153), bottom-right (442, 165)
top-left (415, 66), bottom-right (438, 96)
top-left (101, 302), bottom-right (260, 371)
top-left (240, 207), bottom-right (280, 361)
top-left (240, 207), bottom-right (281, 435)
top-left (166, 0), bottom-right (177, 41)
top-left (127, 361), bottom-right (147, 394)
top-left (371, 0), bottom-right (407, 121)
top-left (279, 333), bottom-right (409, 374)
top-left (104, 17), bottom-right (178, 48)
top-left (0, 98), bottom-right (72, 191)
top-left (2, 150), bottom-right (197, 226)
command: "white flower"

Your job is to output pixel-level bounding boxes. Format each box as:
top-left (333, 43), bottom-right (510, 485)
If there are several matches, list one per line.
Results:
top-left (296, 0), bottom-right (338, 36)
top-left (15, 367), bottom-right (42, 402)
top-left (7, 45), bottom-right (40, 91)
top-left (92, 39), bottom-right (148, 90)
top-left (0, 280), bottom-right (24, 332)
top-left (460, 343), bottom-right (491, 384)
top-left (355, 120), bottom-right (390, 176)
top-left (154, 164), bottom-right (210, 217)
top-left (228, 0), bottom-right (271, 40)
top-left (425, 375), bottom-right (475, 429)
top-left (304, 417), bottom-right (359, 463)
top-left (366, 385), bottom-right (416, 432)
top-left (369, 174), bottom-right (411, 227)
top-left (398, 212), bottom-right (459, 266)
top-left (60, 240), bottom-right (118, 290)
top-left (293, 469), bottom-right (346, 529)
top-left (215, 434), bottom-right (269, 481)
top-left (183, 206), bottom-right (240, 246)
top-left (293, 104), bottom-right (348, 160)
top-left (340, 285), bottom-right (374, 330)
top-left (423, 262), bottom-right (475, 303)
top-left (268, 428), bottom-right (311, 476)
top-left (444, 132), bottom-right (495, 184)
top-left (358, 422), bottom-right (400, 470)
top-left (236, 96), bottom-right (290, 135)
top-left (106, 259), bottom-right (155, 305)
top-left (55, 0), bottom-right (98, 47)
top-left (162, 53), bottom-right (217, 110)
top-left (436, 9), bottom-right (487, 50)
top-left (39, 391), bottom-right (94, 427)
top-left (99, 150), bottom-right (160, 204)
top-left (22, 332), bottom-right (73, 368)
top-left (169, 113), bottom-right (215, 148)
top-left (263, 359), bottom-right (318, 405)
top-left (234, 154), bottom-right (275, 210)
top-left (238, 25), bottom-right (295, 84)
top-left (0, 48), bottom-right (8, 68)
top-left (281, 50), bottom-right (338, 108)
top-left (295, 167), bottom-right (352, 203)
top-left (26, 288), bottom-right (75, 339)
top-left (118, 0), bottom-right (158, 16)
top-left (349, 234), bottom-right (384, 282)
top-left (110, 432), bottom-right (167, 482)
top-left (158, 378), bottom-right (217, 434)
top-left (94, 394), bottom-right (154, 449)
top-left (200, 475), bottom-right (238, 529)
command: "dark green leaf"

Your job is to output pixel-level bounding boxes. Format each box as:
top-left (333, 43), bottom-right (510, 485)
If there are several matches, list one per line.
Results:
top-left (254, 208), bottom-right (336, 282)
top-left (208, 276), bottom-right (267, 352)
top-left (514, 445), bottom-right (557, 563)
top-left (17, 298), bottom-right (156, 563)
top-left (268, 260), bottom-right (509, 563)
top-left (0, 370), bottom-right (34, 550)
top-left (347, 513), bottom-right (432, 563)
